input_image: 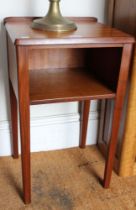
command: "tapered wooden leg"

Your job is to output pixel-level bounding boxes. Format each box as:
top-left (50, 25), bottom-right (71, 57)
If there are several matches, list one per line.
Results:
top-left (17, 46), bottom-right (31, 204)
top-left (103, 103), bottom-right (121, 188)
top-left (9, 80), bottom-right (18, 158)
top-left (103, 44), bottom-right (133, 188)
top-left (19, 97), bottom-right (31, 203)
top-left (80, 100), bottom-right (90, 148)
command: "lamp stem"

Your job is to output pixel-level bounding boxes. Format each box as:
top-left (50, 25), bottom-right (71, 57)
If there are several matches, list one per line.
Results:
top-left (47, 0), bottom-right (61, 17)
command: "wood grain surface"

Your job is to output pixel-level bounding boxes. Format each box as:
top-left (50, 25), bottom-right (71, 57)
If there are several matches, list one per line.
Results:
top-left (4, 17), bottom-right (134, 46)
top-left (5, 17), bottom-right (134, 204)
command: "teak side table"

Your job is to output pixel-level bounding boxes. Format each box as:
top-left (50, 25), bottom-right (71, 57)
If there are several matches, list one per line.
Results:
top-left (4, 17), bottom-right (134, 204)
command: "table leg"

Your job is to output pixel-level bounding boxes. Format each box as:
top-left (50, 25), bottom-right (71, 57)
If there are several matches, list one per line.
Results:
top-left (17, 46), bottom-right (31, 204)
top-left (80, 100), bottom-right (90, 148)
top-left (103, 44), bottom-right (133, 188)
top-left (9, 80), bottom-right (18, 158)
top-left (19, 95), bottom-right (31, 203)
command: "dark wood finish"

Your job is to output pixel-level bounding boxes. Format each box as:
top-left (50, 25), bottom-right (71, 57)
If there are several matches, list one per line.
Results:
top-left (98, 100), bottom-right (107, 152)
top-left (107, 0), bottom-right (136, 36)
top-left (107, 0), bottom-right (115, 25)
top-left (103, 100), bottom-right (114, 144)
top-left (5, 17), bottom-right (134, 204)
top-left (98, 0), bottom-right (136, 175)
top-left (16, 46), bottom-right (31, 204)
top-left (104, 44), bottom-right (133, 187)
top-left (88, 47), bottom-right (122, 90)
top-left (80, 100), bottom-right (91, 148)
top-left (114, 0), bottom-right (136, 36)
top-left (9, 80), bottom-right (18, 158)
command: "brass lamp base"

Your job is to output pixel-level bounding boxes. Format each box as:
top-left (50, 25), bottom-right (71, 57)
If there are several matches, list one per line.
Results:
top-left (32, 17), bottom-right (77, 32)
top-left (32, 0), bottom-right (77, 32)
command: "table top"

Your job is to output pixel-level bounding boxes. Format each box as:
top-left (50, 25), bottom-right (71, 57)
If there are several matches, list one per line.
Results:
top-left (4, 17), bottom-right (135, 46)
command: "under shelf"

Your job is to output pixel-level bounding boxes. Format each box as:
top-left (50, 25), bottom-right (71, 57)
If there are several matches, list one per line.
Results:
top-left (29, 68), bottom-right (116, 105)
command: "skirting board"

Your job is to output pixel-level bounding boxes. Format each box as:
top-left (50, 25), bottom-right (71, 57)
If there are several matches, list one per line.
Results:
top-left (0, 111), bottom-right (99, 156)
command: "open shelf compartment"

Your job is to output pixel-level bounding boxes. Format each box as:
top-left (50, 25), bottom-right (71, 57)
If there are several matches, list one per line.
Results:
top-left (28, 47), bottom-right (122, 105)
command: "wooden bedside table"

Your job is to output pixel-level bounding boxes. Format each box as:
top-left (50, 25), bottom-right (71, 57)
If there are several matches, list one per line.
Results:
top-left (4, 17), bottom-right (134, 204)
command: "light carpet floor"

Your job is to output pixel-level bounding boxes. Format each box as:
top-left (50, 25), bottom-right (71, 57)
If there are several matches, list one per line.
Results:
top-left (0, 146), bottom-right (136, 210)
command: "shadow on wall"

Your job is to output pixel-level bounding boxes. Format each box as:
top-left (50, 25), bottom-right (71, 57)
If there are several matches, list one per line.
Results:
top-left (103, 0), bottom-right (109, 24)
top-left (0, 22), bottom-right (10, 120)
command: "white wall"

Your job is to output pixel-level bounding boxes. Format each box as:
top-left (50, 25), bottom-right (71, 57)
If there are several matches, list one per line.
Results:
top-left (0, 0), bottom-right (106, 156)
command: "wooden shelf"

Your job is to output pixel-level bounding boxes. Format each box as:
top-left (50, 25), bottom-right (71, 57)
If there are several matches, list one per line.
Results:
top-left (29, 68), bottom-right (115, 104)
